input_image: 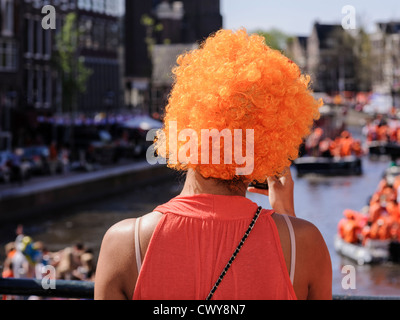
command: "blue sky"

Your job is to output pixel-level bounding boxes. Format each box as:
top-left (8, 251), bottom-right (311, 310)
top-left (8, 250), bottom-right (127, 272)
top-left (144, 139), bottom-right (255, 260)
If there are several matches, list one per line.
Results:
top-left (221, 0), bottom-right (400, 36)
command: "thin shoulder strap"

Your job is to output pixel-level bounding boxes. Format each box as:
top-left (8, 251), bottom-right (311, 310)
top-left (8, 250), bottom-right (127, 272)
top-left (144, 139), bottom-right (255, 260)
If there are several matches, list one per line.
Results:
top-left (135, 217), bottom-right (142, 274)
top-left (282, 214), bottom-right (296, 285)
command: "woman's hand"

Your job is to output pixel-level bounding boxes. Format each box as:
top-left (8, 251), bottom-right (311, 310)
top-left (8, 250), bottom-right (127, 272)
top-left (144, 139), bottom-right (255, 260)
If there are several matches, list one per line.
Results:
top-left (248, 168), bottom-right (296, 217)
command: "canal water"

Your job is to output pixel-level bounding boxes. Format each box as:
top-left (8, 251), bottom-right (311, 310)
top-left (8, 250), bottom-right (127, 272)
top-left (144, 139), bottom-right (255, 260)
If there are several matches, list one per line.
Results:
top-left (2, 147), bottom-right (400, 297)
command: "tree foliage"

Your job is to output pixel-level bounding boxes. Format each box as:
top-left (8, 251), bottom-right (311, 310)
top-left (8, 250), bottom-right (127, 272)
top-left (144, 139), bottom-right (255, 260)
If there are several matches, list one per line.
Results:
top-left (354, 28), bottom-right (373, 92)
top-left (54, 13), bottom-right (92, 113)
top-left (254, 28), bottom-right (290, 52)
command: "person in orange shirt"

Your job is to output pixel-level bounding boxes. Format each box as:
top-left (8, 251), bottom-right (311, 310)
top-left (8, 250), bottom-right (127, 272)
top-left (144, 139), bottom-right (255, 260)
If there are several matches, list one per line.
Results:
top-left (386, 201), bottom-right (400, 222)
top-left (338, 210), bottom-right (365, 243)
top-left (2, 242), bottom-right (16, 276)
top-left (1, 242), bottom-right (16, 300)
top-left (377, 124), bottom-right (389, 142)
top-left (377, 217), bottom-right (393, 240)
top-left (395, 127), bottom-right (400, 144)
top-left (329, 137), bottom-right (342, 157)
top-left (368, 201), bottom-right (383, 224)
top-left (376, 178), bottom-right (390, 193)
top-left (389, 222), bottom-right (400, 241)
top-left (380, 185), bottom-right (396, 204)
top-left (369, 219), bottom-right (382, 240)
top-left (342, 219), bottom-right (359, 243)
top-left (339, 131), bottom-right (355, 157)
top-left (306, 128), bottom-right (324, 156)
top-left (393, 176), bottom-right (400, 201)
top-left (351, 140), bottom-right (363, 157)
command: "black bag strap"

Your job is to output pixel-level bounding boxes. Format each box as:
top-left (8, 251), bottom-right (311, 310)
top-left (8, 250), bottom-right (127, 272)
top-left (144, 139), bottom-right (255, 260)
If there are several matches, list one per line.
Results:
top-left (206, 206), bottom-right (263, 300)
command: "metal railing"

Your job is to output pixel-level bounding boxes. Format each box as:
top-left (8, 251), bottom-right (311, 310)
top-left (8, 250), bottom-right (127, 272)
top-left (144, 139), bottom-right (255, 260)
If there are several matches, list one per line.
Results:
top-left (1, 278), bottom-right (400, 300)
top-left (0, 278), bottom-right (94, 299)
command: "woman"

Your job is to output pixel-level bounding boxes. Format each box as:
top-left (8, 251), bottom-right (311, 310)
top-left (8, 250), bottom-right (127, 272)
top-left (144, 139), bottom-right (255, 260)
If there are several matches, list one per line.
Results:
top-left (95, 29), bottom-right (332, 300)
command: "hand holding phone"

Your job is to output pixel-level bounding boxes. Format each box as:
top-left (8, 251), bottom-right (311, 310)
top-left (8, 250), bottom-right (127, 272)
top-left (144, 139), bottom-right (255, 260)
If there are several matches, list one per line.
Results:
top-left (249, 181), bottom-right (269, 190)
top-left (247, 168), bottom-right (296, 217)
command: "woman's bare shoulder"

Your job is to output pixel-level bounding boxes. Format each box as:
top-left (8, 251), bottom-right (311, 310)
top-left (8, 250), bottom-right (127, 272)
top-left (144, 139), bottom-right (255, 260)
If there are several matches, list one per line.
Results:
top-left (95, 218), bottom-right (137, 300)
top-left (273, 214), bottom-right (325, 243)
top-left (95, 212), bottom-right (163, 300)
top-left (289, 216), bottom-right (332, 300)
top-left (289, 216), bottom-right (323, 239)
top-left (103, 211), bottom-right (163, 242)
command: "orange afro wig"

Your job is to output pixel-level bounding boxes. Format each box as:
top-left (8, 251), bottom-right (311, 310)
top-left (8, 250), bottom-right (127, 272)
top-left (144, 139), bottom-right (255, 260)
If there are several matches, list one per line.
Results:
top-left (155, 29), bottom-right (322, 183)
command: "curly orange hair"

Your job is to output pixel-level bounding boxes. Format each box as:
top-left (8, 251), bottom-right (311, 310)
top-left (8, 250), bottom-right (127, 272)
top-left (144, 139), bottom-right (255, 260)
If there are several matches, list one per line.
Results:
top-left (155, 29), bottom-right (321, 183)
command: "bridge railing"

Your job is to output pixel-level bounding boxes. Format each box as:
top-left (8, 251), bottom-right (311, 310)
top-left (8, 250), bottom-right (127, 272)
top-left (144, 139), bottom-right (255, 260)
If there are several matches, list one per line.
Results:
top-left (1, 278), bottom-right (400, 300)
top-left (0, 278), bottom-right (94, 300)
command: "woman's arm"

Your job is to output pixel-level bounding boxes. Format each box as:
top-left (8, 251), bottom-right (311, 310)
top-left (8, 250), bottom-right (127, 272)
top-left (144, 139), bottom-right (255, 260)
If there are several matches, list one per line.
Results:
top-left (95, 219), bottom-right (138, 300)
top-left (293, 217), bottom-right (332, 300)
top-left (303, 222), bottom-right (333, 300)
top-left (95, 212), bottom-right (163, 300)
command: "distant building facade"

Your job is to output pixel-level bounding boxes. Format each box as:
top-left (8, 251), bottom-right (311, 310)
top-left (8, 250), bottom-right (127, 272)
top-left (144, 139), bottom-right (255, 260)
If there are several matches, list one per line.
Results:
top-left (286, 36), bottom-right (308, 72)
top-left (124, 0), bottom-right (223, 115)
top-left (76, 0), bottom-right (123, 114)
top-left (307, 22), bottom-right (356, 94)
top-left (370, 22), bottom-right (400, 106)
top-left (0, 0), bottom-right (124, 147)
top-left (0, 0), bottom-right (21, 146)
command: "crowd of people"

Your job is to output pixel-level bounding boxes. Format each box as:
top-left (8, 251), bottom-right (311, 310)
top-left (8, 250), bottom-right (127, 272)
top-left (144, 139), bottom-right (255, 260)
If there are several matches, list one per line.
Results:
top-left (1, 226), bottom-right (95, 300)
top-left (338, 174), bottom-right (400, 245)
top-left (363, 115), bottom-right (400, 144)
top-left (305, 128), bottom-right (364, 158)
top-left (1, 143), bottom-right (70, 186)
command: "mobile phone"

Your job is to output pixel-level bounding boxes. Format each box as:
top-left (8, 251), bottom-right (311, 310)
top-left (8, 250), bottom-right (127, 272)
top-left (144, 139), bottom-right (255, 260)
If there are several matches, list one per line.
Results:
top-left (249, 181), bottom-right (269, 190)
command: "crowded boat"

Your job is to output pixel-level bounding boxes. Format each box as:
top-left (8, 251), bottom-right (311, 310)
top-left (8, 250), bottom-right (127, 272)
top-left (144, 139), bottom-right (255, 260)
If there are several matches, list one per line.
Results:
top-left (294, 128), bottom-right (364, 177)
top-left (364, 114), bottom-right (400, 159)
top-left (335, 166), bottom-right (400, 265)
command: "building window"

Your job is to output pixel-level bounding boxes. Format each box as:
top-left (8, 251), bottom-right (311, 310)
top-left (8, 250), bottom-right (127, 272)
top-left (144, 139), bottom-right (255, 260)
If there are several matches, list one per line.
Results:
top-left (36, 68), bottom-right (43, 107)
top-left (32, 0), bottom-right (42, 9)
top-left (44, 68), bottom-right (52, 108)
top-left (78, 0), bottom-right (92, 11)
top-left (44, 26), bottom-right (52, 58)
top-left (92, 20), bottom-right (105, 50)
top-left (1, 0), bottom-right (14, 36)
top-left (105, 22), bottom-right (119, 51)
top-left (0, 40), bottom-right (17, 71)
top-left (25, 67), bottom-right (34, 105)
top-left (24, 17), bottom-right (34, 57)
top-left (35, 17), bottom-right (43, 58)
top-left (93, 0), bottom-right (105, 14)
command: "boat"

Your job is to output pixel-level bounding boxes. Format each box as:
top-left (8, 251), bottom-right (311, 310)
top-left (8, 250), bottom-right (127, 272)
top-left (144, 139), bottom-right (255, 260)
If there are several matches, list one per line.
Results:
top-left (334, 235), bottom-right (391, 265)
top-left (294, 155), bottom-right (362, 177)
top-left (368, 141), bottom-right (400, 159)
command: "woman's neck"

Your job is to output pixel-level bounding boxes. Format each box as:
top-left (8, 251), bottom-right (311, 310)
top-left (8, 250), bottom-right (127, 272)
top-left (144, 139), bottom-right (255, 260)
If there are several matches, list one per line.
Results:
top-left (180, 169), bottom-right (248, 197)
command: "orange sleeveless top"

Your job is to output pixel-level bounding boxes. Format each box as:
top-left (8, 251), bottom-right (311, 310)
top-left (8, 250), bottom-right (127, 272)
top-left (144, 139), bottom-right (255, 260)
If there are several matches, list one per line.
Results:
top-left (133, 194), bottom-right (297, 300)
